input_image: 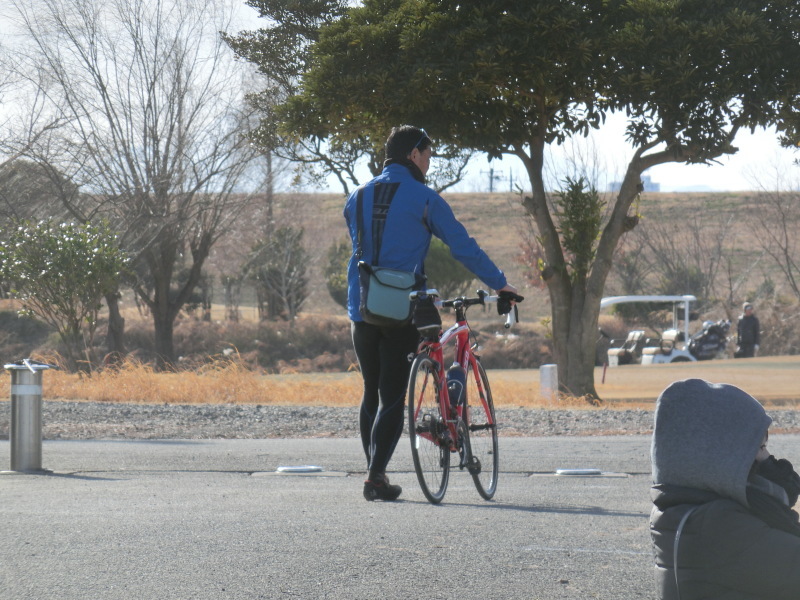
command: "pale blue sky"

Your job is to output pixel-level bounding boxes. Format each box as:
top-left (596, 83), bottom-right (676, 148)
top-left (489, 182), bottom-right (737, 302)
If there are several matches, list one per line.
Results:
top-left (4, 1), bottom-right (796, 195)
top-left (230, 3), bottom-right (800, 195)
top-left (452, 114), bottom-right (798, 194)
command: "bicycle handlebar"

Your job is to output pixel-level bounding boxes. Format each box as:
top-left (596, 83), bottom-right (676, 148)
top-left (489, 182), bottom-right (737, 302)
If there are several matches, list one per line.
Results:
top-left (410, 289), bottom-right (524, 329)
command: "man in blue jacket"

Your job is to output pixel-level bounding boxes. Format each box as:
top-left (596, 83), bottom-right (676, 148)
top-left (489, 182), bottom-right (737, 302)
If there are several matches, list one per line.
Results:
top-left (344, 125), bottom-right (518, 501)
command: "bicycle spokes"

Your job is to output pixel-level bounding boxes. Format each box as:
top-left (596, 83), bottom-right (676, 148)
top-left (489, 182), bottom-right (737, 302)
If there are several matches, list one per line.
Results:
top-left (465, 360), bottom-right (499, 500)
top-left (408, 354), bottom-right (450, 504)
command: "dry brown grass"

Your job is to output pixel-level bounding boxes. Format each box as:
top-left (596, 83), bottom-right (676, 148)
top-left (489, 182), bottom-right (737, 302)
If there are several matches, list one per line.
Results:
top-left (0, 358), bottom-right (366, 407)
top-left (0, 355), bottom-right (606, 409)
top-left (2, 354), bottom-right (796, 410)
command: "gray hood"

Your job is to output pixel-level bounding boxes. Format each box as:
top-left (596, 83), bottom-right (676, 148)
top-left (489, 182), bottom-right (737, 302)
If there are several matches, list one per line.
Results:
top-left (651, 378), bottom-right (771, 507)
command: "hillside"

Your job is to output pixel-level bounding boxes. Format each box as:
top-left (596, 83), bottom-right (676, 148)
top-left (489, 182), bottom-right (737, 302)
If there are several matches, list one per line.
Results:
top-left (1, 189), bottom-right (793, 369)
top-left (206, 190), bottom-right (542, 321)
top-left (205, 189), bottom-right (767, 325)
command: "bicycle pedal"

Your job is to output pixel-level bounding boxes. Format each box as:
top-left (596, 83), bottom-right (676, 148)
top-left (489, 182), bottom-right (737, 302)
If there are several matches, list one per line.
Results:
top-left (467, 456), bottom-right (482, 475)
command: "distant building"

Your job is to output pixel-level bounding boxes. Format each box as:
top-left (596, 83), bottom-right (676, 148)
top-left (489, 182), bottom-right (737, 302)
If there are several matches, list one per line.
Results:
top-left (609, 175), bottom-right (660, 193)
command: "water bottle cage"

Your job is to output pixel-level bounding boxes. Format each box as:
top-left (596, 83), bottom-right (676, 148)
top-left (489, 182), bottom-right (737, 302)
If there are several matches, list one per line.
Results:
top-left (446, 365), bottom-right (467, 407)
top-left (448, 381), bottom-right (464, 406)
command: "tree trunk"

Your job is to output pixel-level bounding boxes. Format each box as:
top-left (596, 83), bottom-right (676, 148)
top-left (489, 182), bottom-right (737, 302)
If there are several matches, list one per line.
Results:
top-left (563, 284), bottom-right (602, 400)
top-left (144, 231), bottom-right (214, 370)
top-left (153, 310), bottom-right (176, 371)
top-left (139, 240), bottom-right (180, 371)
top-left (104, 291), bottom-right (126, 364)
top-left (520, 141), bottom-right (648, 401)
top-left (59, 325), bottom-right (82, 373)
top-left (544, 282), bottom-right (601, 400)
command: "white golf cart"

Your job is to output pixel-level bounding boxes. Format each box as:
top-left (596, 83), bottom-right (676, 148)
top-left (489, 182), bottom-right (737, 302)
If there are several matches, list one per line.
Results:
top-left (601, 294), bottom-right (698, 366)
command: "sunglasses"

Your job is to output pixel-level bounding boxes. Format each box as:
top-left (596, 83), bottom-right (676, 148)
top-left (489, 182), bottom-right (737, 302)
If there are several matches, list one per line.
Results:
top-left (414, 129), bottom-right (430, 150)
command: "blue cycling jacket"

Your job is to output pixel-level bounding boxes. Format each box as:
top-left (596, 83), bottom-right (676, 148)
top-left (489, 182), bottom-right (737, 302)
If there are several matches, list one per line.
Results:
top-left (344, 163), bottom-right (507, 322)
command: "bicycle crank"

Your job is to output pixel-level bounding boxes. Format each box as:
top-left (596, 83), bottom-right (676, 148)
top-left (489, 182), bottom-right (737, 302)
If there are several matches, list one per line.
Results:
top-left (466, 455), bottom-right (482, 476)
top-left (456, 419), bottom-right (472, 469)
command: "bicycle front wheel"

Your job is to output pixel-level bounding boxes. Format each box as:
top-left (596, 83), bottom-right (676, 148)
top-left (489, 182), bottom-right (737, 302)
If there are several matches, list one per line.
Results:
top-left (407, 354), bottom-right (450, 504)
top-left (465, 358), bottom-right (499, 499)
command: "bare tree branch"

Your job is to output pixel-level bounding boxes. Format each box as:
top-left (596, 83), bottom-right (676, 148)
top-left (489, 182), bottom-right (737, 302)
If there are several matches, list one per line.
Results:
top-left (11, 0), bottom-right (264, 367)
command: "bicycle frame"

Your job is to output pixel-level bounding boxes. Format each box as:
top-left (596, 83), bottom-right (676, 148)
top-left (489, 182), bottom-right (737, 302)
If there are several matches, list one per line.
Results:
top-left (408, 289), bottom-right (519, 503)
top-left (411, 297), bottom-right (492, 458)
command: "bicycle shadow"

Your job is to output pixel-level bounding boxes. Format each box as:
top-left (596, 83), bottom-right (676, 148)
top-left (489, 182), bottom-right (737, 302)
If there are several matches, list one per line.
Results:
top-left (404, 499), bottom-right (648, 518)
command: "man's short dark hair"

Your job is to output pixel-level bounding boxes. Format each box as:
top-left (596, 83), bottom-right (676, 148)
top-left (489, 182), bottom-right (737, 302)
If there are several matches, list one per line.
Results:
top-left (385, 125), bottom-right (431, 160)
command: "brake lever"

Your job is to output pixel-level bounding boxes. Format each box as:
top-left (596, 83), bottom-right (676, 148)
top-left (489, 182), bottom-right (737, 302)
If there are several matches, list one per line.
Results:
top-left (503, 305), bottom-right (519, 329)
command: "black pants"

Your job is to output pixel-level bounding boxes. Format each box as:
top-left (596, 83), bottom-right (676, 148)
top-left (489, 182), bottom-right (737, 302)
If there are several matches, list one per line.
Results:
top-left (351, 320), bottom-right (419, 480)
top-left (735, 343), bottom-right (756, 358)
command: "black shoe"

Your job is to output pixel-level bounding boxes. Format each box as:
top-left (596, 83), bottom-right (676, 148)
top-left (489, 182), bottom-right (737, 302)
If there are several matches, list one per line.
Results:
top-left (363, 474), bottom-right (402, 501)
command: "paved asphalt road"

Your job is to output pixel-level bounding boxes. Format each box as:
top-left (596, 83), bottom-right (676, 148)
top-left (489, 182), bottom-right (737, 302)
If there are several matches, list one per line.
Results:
top-left (3, 435), bottom-right (800, 599)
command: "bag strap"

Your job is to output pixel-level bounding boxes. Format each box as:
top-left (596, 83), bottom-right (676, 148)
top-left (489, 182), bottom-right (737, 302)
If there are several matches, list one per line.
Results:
top-left (355, 186), bottom-right (365, 260)
top-left (356, 182), bottom-right (422, 276)
top-left (673, 505), bottom-right (700, 600)
top-left (356, 184), bottom-right (390, 266)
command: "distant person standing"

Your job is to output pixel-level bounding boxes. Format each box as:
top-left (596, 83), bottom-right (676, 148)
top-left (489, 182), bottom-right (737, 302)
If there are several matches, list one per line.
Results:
top-left (735, 302), bottom-right (761, 358)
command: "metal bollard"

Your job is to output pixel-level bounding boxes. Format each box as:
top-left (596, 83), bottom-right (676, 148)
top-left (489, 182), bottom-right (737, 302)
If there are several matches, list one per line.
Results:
top-left (4, 359), bottom-right (54, 473)
top-left (539, 363), bottom-right (558, 404)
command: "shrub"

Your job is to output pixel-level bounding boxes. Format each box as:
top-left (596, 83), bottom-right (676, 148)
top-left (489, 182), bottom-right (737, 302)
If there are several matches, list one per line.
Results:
top-left (0, 310), bottom-right (53, 359)
top-left (0, 219), bottom-right (128, 371)
top-left (89, 316), bottom-right (356, 373)
top-left (244, 226), bottom-right (309, 320)
top-left (325, 238), bottom-right (350, 310)
top-left (474, 323), bottom-right (552, 370)
top-left (424, 238), bottom-right (475, 298)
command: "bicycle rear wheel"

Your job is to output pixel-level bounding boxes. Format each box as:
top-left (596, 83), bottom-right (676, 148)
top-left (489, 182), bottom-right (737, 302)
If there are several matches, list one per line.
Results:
top-left (407, 354), bottom-right (450, 504)
top-left (464, 358), bottom-right (499, 499)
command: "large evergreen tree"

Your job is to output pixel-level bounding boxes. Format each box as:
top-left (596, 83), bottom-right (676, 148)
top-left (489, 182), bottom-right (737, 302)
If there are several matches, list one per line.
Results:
top-left (239, 0), bottom-right (800, 398)
top-left (223, 0), bottom-right (473, 195)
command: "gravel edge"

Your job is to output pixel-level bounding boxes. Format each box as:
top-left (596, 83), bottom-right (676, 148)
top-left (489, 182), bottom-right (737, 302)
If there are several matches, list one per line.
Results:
top-left (1, 401), bottom-right (800, 440)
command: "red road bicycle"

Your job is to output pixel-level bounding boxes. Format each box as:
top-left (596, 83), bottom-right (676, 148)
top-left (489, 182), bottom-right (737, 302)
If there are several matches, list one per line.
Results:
top-left (407, 289), bottom-right (522, 504)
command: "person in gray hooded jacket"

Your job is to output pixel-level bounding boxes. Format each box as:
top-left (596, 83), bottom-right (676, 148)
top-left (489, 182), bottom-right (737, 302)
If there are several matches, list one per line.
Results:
top-left (650, 378), bottom-right (800, 599)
